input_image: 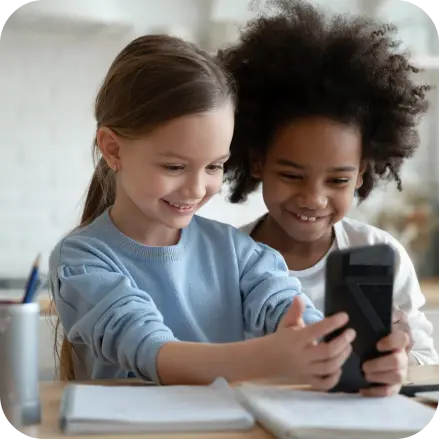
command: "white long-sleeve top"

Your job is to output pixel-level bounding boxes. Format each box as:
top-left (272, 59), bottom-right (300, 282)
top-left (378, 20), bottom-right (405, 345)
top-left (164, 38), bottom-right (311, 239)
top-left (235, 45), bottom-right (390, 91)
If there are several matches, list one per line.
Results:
top-left (241, 216), bottom-right (439, 365)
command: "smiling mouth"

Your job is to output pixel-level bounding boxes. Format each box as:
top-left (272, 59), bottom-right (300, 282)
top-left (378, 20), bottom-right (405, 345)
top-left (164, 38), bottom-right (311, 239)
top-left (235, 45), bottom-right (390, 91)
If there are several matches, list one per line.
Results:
top-left (162, 199), bottom-right (198, 211)
top-left (289, 212), bottom-right (326, 223)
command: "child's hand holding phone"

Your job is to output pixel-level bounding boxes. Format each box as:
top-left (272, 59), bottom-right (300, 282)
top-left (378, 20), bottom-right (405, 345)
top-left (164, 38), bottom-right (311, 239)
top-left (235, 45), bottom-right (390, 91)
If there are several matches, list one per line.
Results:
top-left (273, 296), bottom-right (408, 396)
top-left (269, 297), bottom-right (356, 391)
top-left (361, 329), bottom-right (409, 397)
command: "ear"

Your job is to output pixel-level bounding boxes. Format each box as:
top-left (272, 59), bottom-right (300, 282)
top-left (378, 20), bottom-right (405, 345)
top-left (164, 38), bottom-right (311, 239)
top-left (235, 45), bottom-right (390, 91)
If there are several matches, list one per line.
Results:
top-left (355, 161), bottom-right (367, 189)
top-left (96, 127), bottom-right (121, 171)
top-left (250, 157), bottom-right (263, 180)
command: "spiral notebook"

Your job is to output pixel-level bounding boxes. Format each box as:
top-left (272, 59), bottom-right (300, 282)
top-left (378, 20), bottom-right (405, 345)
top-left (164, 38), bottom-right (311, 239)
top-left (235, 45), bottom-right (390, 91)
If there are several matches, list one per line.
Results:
top-left (235, 385), bottom-right (437, 439)
top-left (59, 378), bottom-right (254, 435)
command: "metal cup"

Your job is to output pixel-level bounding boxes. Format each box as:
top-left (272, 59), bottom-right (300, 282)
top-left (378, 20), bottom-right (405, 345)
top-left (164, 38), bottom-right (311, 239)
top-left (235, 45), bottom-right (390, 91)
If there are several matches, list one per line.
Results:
top-left (0, 302), bottom-right (41, 428)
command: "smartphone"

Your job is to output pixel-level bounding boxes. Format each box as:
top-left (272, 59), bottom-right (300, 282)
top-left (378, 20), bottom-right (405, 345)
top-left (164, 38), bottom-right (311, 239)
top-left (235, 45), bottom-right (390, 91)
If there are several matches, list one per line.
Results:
top-left (400, 384), bottom-right (439, 398)
top-left (324, 243), bottom-right (395, 392)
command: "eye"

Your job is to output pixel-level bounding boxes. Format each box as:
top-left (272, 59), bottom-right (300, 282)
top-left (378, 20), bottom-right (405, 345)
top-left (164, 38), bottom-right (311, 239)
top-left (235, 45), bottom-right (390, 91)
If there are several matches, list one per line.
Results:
top-left (279, 173), bottom-right (302, 180)
top-left (162, 164), bottom-right (185, 172)
top-left (206, 164), bottom-right (224, 172)
top-left (329, 178), bottom-right (350, 185)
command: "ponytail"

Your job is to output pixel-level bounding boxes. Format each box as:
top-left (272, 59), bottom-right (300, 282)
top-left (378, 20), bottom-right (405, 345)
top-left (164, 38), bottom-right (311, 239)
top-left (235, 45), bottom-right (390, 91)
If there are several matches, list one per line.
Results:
top-left (80, 140), bottom-right (116, 226)
top-left (56, 139), bottom-right (116, 380)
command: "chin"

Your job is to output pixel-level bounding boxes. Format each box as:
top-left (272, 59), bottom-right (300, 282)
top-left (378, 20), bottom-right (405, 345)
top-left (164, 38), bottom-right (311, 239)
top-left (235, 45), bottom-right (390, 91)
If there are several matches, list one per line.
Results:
top-left (286, 229), bottom-right (328, 243)
top-left (161, 215), bottom-right (195, 230)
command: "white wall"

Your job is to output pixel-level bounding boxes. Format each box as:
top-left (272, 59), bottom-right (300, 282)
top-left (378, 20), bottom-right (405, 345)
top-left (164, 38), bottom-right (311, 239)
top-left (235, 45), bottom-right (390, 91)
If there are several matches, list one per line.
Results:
top-left (0, 12), bottom-right (267, 278)
top-left (0, 27), bottom-right (129, 277)
top-left (1, 0), bottom-right (437, 278)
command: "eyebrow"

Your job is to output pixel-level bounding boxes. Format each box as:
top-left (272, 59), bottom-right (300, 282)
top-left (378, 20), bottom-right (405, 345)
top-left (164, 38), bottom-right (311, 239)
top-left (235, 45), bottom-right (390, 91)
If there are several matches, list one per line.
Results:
top-left (276, 159), bottom-right (357, 172)
top-left (158, 152), bottom-right (230, 161)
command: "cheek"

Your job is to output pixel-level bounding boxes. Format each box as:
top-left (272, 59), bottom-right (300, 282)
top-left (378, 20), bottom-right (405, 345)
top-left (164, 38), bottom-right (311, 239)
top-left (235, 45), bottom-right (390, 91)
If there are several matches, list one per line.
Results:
top-left (205, 174), bottom-right (224, 195)
top-left (332, 187), bottom-right (356, 213)
top-left (262, 175), bottom-right (295, 206)
top-left (121, 166), bottom-right (172, 199)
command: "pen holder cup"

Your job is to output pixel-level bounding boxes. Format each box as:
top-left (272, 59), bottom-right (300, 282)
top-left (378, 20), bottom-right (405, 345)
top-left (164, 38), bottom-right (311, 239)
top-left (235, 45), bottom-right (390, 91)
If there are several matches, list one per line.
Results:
top-left (0, 302), bottom-right (41, 428)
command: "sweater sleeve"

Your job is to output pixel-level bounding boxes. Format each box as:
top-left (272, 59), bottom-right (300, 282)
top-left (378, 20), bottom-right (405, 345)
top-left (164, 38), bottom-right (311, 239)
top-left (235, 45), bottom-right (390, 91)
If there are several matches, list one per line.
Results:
top-left (388, 236), bottom-right (439, 364)
top-left (239, 242), bottom-right (323, 336)
top-left (53, 239), bottom-right (177, 384)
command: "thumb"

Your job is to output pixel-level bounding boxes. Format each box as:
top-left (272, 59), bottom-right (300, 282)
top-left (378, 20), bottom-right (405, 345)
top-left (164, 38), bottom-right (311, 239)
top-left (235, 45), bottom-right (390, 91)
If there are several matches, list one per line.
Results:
top-left (278, 296), bottom-right (305, 330)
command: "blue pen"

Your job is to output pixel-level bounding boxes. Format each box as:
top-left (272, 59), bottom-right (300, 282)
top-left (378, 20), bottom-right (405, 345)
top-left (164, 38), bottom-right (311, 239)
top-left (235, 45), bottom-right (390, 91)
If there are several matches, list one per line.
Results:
top-left (22, 254), bottom-right (41, 304)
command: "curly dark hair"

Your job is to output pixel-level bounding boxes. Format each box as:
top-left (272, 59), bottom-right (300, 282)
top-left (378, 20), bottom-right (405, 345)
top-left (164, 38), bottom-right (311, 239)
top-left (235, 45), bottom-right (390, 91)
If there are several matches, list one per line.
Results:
top-left (220, 0), bottom-right (430, 203)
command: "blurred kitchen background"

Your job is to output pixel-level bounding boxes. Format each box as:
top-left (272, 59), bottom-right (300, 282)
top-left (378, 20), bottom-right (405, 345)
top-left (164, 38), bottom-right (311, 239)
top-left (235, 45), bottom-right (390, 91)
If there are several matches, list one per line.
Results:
top-left (1, 0), bottom-right (439, 379)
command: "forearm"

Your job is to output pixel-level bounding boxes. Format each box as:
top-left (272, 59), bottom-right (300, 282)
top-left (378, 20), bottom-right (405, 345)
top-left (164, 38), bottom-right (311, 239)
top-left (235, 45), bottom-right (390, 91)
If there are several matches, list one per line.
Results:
top-left (156, 336), bottom-right (276, 385)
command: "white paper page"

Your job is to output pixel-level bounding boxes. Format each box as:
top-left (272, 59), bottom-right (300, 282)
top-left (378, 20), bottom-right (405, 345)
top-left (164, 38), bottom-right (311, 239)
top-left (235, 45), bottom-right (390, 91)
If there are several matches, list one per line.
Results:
top-left (237, 386), bottom-right (436, 433)
top-left (67, 381), bottom-right (251, 426)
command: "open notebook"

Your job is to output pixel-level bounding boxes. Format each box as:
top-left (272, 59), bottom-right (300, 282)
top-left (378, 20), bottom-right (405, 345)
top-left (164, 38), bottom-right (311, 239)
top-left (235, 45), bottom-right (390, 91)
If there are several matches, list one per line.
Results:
top-left (235, 385), bottom-right (437, 439)
top-left (59, 378), bottom-right (254, 435)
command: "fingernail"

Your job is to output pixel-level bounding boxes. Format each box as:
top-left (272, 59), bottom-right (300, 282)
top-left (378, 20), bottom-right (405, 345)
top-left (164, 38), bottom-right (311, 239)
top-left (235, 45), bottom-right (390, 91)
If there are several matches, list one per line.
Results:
top-left (337, 312), bottom-right (349, 324)
top-left (346, 329), bottom-right (356, 341)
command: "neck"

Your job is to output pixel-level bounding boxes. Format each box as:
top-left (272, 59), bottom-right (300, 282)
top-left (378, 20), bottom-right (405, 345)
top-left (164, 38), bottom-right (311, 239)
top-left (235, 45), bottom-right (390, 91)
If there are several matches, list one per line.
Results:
top-left (110, 192), bottom-right (180, 247)
top-left (253, 215), bottom-right (334, 270)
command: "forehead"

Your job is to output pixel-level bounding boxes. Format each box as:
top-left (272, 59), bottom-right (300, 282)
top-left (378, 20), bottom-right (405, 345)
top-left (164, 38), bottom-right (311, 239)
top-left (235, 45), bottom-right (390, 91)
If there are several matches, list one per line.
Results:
top-left (139, 103), bottom-right (234, 161)
top-left (269, 117), bottom-right (362, 167)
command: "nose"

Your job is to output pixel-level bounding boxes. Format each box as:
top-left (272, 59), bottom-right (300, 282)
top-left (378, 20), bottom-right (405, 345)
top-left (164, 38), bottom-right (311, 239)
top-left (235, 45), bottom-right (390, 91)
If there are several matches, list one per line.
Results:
top-left (296, 185), bottom-right (327, 211)
top-left (181, 173), bottom-right (206, 201)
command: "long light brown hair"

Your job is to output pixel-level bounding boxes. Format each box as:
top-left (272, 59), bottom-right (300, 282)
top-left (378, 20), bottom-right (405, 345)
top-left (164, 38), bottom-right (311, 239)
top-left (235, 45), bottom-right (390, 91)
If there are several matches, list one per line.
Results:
top-left (54, 34), bottom-right (234, 380)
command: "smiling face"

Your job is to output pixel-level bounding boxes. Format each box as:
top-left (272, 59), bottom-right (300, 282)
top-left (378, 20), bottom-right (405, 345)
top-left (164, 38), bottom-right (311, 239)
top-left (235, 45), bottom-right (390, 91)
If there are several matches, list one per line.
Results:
top-left (97, 101), bottom-right (234, 244)
top-left (118, 105), bottom-right (234, 230)
top-left (255, 116), bottom-right (364, 245)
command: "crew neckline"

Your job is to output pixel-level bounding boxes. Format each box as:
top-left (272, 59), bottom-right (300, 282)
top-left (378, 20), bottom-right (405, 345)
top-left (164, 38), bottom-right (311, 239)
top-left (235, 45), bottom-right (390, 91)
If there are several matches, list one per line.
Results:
top-left (92, 208), bottom-right (192, 261)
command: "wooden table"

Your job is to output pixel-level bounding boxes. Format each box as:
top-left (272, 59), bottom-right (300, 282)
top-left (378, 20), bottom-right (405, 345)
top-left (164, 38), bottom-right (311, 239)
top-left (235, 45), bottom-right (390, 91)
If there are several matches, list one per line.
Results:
top-left (18, 365), bottom-right (439, 439)
top-left (408, 364), bottom-right (439, 384)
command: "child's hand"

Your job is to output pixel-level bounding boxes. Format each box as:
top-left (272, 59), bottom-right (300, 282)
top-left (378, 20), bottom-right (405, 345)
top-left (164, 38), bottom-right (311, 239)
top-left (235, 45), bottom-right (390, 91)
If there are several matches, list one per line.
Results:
top-left (360, 330), bottom-right (409, 397)
top-left (271, 299), bottom-right (356, 390)
top-left (392, 305), bottom-right (414, 353)
top-left (278, 296), bottom-right (306, 329)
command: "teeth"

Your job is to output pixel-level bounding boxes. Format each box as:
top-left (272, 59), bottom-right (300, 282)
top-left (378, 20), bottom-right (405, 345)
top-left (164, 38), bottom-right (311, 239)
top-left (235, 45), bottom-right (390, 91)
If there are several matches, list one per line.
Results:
top-left (299, 215), bottom-right (317, 222)
top-left (167, 201), bottom-right (193, 209)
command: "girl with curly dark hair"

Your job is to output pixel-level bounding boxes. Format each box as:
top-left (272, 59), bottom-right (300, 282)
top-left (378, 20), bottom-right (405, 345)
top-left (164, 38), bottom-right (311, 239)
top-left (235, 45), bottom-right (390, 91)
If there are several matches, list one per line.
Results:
top-left (221, 0), bottom-right (438, 379)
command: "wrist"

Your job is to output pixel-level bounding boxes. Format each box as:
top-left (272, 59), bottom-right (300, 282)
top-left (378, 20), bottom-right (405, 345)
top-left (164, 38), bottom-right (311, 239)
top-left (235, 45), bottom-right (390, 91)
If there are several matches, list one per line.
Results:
top-left (219, 335), bottom-right (281, 382)
top-left (156, 336), bottom-right (280, 385)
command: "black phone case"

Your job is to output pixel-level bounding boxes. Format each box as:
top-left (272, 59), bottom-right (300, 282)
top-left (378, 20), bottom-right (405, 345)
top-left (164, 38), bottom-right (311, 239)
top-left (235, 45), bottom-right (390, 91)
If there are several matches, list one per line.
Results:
top-left (400, 384), bottom-right (439, 397)
top-left (324, 244), bottom-right (395, 393)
